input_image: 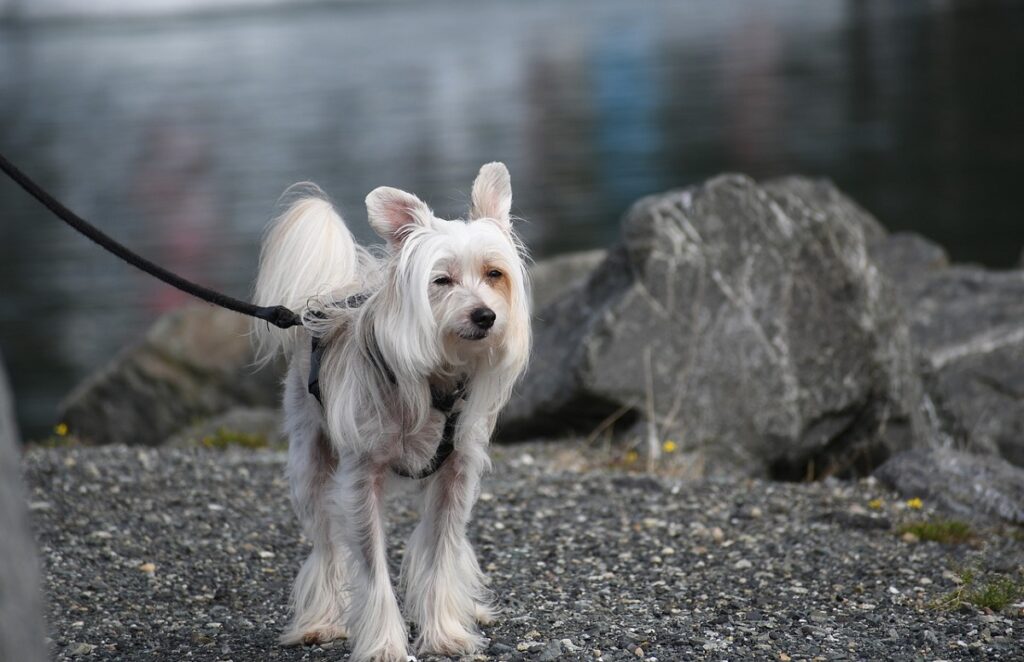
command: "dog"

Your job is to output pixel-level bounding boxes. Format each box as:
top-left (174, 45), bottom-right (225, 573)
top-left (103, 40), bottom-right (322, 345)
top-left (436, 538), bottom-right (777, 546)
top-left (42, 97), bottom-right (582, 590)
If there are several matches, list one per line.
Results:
top-left (252, 163), bottom-right (531, 661)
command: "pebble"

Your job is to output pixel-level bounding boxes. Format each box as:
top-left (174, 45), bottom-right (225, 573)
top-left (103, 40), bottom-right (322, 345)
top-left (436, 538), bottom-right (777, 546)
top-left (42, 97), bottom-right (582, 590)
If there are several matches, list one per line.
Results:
top-left (64, 642), bottom-right (95, 656)
top-left (538, 639), bottom-right (563, 661)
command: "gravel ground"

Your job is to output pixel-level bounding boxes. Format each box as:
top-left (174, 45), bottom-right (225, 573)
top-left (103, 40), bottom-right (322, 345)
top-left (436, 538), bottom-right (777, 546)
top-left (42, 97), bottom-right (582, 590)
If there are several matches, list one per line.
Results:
top-left (24, 442), bottom-right (1024, 661)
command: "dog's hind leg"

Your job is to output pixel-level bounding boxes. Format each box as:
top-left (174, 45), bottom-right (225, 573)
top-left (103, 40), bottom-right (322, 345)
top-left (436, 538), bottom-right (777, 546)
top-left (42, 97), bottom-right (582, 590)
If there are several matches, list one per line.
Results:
top-left (330, 455), bottom-right (410, 662)
top-left (280, 368), bottom-right (349, 646)
top-left (401, 442), bottom-right (491, 657)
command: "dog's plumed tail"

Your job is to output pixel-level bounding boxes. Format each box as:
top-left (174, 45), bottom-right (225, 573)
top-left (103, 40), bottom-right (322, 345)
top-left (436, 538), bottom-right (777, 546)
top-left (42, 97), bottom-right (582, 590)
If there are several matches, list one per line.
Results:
top-left (252, 185), bottom-right (365, 364)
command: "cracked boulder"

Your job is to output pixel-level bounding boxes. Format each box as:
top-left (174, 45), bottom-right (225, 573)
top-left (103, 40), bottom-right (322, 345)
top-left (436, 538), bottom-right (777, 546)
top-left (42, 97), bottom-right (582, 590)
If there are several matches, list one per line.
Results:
top-left (501, 175), bottom-right (929, 478)
top-left (887, 260), bottom-right (1024, 467)
top-left (59, 305), bottom-right (282, 446)
top-left (875, 447), bottom-right (1024, 524)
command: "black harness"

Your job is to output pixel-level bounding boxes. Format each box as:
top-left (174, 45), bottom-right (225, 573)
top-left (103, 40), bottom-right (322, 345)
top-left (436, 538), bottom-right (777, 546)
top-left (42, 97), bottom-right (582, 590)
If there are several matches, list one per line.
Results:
top-left (307, 294), bottom-right (466, 480)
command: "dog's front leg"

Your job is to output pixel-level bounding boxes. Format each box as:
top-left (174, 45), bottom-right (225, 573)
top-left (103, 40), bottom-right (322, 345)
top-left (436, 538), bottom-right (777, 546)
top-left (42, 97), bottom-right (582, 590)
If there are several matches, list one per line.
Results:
top-left (402, 441), bottom-right (491, 656)
top-left (330, 456), bottom-right (409, 662)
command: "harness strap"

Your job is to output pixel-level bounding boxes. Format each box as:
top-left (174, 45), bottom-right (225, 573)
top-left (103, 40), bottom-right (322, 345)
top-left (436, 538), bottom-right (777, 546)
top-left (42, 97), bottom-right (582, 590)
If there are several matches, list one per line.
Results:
top-left (306, 294), bottom-right (467, 480)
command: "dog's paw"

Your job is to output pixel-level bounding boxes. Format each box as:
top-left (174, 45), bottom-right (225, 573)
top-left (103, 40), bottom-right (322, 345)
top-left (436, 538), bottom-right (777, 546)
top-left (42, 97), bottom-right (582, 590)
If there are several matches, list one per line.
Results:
top-left (299, 625), bottom-right (348, 645)
top-left (280, 623), bottom-right (348, 646)
top-left (416, 626), bottom-right (484, 658)
top-left (474, 602), bottom-right (496, 626)
top-left (350, 639), bottom-right (411, 662)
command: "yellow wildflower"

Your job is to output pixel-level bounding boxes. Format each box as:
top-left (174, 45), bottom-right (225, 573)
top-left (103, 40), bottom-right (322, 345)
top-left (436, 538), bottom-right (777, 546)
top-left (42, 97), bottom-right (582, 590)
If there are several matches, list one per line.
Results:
top-left (906, 497), bottom-right (923, 510)
top-left (867, 498), bottom-right (883, 510)
top-left (624, 449), bottom-right (639, 464)
top-left (54, 423), bottom-right (68, 437)
top-left (662, 439), bottom-right (678, 453)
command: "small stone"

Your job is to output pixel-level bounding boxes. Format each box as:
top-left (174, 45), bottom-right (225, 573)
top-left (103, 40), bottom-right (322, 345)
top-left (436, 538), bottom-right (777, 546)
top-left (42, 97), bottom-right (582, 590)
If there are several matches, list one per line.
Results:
top-left (257, 550), bottom-right (275, 559)
top-left (711, 527), bottom-right (725, 542)
top-left (750, 506), bottom-right (763, 518)
top-left (809, 610), bottom-right (827, 623)
top-left (779, 654), bottom-right (791, 662)
top-left (634, 646), bottom-right (644, 657)
top-left (139, 562), bottom-right (156, 573)
top-left (516, 642), bottom-right (529, 652)
top-left (538, 640), bottom-right (563, 661)
top-left (734, 559), bottom-right (752, 570)
top-left (901, 532), bottom-right (919, 543)
top-left (65, 642), bottom-right (96, 656)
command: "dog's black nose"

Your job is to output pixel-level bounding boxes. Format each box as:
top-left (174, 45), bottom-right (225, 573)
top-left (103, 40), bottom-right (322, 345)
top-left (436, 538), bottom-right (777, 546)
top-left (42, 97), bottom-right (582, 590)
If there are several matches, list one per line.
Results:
top-left (470, 307), bottom-right (496, 330)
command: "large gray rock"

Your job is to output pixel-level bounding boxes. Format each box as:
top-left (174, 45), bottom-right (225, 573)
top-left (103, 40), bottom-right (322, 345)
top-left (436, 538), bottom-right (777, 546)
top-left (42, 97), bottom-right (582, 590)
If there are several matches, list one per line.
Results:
top-left (868, 232), bottom-right (950, 295)
top-left (875, 447), bottom-right (1024, 524)
top-left (59, 305), bottom-right (282, 446)
top-left (0, 352), bottom-right (47, 662)
top-left (501, 175), bottom-right (929, 478)
top-left (529, 249), bottom-right (607, 312)
top-left (165, 406), bottom-right (283, 448)
top-left (897, 265), bottom-right (1024, 465)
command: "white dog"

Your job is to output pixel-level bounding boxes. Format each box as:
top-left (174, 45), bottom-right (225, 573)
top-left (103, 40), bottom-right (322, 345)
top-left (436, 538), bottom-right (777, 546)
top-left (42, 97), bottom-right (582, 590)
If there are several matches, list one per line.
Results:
top-left (252, 163), bottom-right (531, 661)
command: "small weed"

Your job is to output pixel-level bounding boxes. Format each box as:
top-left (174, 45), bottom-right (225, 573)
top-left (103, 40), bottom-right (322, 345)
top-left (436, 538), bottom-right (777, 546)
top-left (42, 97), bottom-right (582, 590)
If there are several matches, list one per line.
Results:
top-left (967, 577), bottom-right (1023, 611)
top-left (199, 428), bottom-right (269, 450)
top-left (935, 568), bottom-right (1024, 612)
top-left (897, 518), bottom-right (974, 544)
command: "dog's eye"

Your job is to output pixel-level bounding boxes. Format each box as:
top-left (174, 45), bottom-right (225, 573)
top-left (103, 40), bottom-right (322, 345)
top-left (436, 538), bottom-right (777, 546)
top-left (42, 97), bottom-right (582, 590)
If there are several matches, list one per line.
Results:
top-left (486, 269), bottom-right (503, 279)
top-left (433, 276), bottom-right (453, 286)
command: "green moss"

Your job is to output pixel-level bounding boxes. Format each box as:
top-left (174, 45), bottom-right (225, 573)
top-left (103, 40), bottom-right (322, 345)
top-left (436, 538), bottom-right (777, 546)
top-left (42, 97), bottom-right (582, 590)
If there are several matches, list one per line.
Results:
top-left (898, 518), bottom-right (974, 544)
top-left (199, 428), bottom-right (269, 450)
top-left (936, 568), bottom-right (1024, 612)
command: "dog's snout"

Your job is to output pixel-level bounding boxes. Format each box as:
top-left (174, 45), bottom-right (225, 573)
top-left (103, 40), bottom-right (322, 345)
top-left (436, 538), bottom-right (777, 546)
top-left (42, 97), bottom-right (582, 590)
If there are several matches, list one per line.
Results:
top-left (470, 307), bottom-right (496, 330)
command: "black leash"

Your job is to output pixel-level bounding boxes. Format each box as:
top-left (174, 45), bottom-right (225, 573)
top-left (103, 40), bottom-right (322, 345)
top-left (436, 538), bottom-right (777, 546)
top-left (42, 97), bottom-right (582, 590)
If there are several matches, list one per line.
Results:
top-left (0, 150), bottom-right (461, 479)
top-left (0, 151), bottom-right (303, 330)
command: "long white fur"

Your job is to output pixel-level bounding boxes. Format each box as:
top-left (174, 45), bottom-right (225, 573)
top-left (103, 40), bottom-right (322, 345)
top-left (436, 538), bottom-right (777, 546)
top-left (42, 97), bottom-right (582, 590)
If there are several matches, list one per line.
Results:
top-left (253, 163), bottom-right (531, 661)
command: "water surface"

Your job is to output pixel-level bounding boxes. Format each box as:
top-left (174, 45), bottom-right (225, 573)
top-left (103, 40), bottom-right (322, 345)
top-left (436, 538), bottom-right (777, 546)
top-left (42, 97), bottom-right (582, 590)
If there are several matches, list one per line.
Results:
top-left (1, 0), bottom-right (1022, 435)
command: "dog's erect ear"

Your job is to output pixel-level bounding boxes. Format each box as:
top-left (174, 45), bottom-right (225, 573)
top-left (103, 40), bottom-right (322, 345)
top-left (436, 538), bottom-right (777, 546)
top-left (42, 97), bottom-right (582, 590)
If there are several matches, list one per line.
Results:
top-left (469, 162), bottom-right (512, 229)
top-left (366, 186), bottom-right (432, 247)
